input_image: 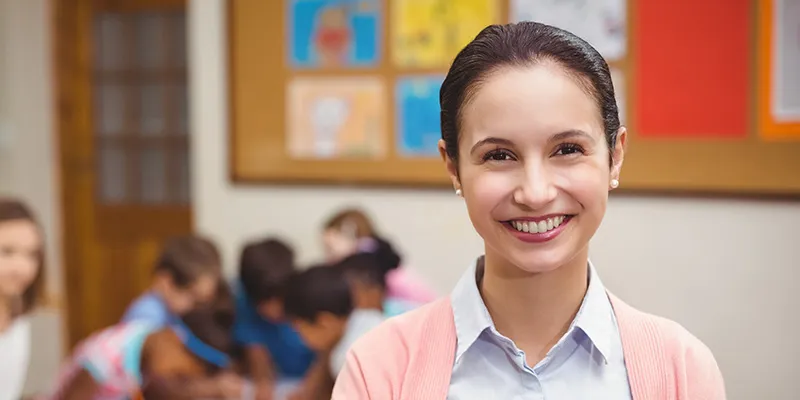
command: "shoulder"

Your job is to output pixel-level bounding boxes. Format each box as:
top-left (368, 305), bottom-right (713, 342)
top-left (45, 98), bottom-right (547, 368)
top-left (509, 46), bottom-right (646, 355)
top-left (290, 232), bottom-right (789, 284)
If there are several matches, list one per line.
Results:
top-left (648, 314), bottom-right (724, 388)
top-left (122, 293), bottom-right (170, 325)
top-left (351, 298), bottom-right (450, 358)
top-left (0, 317), bottom-right (31, 394)
top-left (611, 295), bottom-right (725, 398)
top-left (332, 298), bottom-right (453, 398)
top-left (620, 300), bottom-right (720, 366)
top-left (0, 316), bottom-right (31, 342)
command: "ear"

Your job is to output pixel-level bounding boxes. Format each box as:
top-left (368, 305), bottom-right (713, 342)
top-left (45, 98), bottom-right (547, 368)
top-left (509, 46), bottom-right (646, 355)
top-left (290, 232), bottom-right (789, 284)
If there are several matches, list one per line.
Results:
top-left (438, 139), bottom-right (461, 192)
top-left (610, 127), bottom-right (627, 187)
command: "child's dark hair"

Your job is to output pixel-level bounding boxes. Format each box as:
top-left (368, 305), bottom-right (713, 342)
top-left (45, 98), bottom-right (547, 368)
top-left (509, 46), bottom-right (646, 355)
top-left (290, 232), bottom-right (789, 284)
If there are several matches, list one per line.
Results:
top-left (179, 281), bottom-right (236, 372)
top-left (337, 253), bottom-right (386, 290)
top-left (239, 238), bottom-right (295, 304)
top-left (283, 265), bottom-right (352, 322)
top-left (154, 235), bottom-right (221, 287)
top-left (366, 236), bottom-right (401, 276)
top-left (181, 281), bottom-right (235, 353)
top-left (0, 198), bottom-right (45, 315)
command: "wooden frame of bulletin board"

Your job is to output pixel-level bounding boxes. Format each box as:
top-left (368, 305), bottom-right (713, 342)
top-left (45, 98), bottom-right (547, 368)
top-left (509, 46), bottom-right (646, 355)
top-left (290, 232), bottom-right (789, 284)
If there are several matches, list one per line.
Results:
top-left (228, 0), bottom-right (800, 196)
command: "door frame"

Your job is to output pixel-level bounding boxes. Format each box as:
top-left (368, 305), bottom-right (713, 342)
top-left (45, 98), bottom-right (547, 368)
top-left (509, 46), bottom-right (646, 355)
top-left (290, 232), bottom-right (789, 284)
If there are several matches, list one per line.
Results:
top-left (53, 0), bottom-right (188, 349)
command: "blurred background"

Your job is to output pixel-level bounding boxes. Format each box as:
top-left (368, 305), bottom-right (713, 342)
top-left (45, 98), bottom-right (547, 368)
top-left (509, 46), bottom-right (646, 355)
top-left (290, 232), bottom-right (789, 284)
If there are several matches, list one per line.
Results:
top-left (0, 0), bottom-right (798, 398)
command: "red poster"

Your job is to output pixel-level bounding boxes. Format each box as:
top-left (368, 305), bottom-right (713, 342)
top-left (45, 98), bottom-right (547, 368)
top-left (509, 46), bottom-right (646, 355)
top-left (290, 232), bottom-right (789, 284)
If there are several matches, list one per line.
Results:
top-left (634, 0), bottom-right (751, 139)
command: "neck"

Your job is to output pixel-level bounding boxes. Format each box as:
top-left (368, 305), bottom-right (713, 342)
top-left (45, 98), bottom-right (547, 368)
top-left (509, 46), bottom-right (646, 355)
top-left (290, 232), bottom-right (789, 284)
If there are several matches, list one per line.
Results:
top-left (480, 246), bottom-right (589, 363)
top-left (0, 295), bottom-right (12, 332)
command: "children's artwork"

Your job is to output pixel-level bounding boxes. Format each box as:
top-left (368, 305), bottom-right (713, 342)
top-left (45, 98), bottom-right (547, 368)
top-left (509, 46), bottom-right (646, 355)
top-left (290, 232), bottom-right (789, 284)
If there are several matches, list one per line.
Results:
top-left (610, 67), bottom-right (626, 124)
top-left (773, 0), bottom-right (800, 122)
top-left (510, 0), bottom-right (627, 61)
top-left (288, 0), bottom-right (381, 68)
top-left (287, 78), bottom-right (386, 159)
top-left (395, 76), bottom-right (443, 157)
top-left (392, 0), bottom-right (496, 68)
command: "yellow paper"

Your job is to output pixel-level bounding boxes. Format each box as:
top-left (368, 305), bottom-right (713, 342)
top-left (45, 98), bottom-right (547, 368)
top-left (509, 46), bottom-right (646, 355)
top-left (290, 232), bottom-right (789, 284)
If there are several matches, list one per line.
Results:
top-left (392, 0), bottom-right (497, 68)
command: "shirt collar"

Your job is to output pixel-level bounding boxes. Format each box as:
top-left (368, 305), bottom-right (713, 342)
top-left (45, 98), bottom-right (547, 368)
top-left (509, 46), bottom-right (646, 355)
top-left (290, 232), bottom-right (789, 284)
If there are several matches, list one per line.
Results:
top-left (450, 258), bottom-right (616, 364)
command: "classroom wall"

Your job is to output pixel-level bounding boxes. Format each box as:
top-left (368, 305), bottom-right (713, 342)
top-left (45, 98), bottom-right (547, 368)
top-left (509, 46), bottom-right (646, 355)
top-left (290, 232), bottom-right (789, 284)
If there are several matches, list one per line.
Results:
top-left (0, 0), bottom-right (64, 394)
top-left (190, 1), bottom-right (797, 399)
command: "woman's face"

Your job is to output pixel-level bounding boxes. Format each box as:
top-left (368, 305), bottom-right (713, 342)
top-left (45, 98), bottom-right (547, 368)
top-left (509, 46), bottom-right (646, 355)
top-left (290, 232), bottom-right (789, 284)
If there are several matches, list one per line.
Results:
top-left (0, 219), bottom-right (41, 298)
top-left (322, 228), bottom-right (357, 263)
top-left (441, 63), bottom-right (625, 275)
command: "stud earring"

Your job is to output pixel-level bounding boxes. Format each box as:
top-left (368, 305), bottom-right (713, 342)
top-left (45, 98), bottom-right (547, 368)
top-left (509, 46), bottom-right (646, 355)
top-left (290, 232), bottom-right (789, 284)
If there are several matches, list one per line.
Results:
top-left (610, 179), bottom-right (620, 189)
top-left (455, 189), bottom-right (462, 197)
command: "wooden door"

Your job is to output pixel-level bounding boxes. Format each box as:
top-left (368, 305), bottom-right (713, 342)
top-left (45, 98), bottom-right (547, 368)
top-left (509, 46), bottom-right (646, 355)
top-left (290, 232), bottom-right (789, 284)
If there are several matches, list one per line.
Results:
top-left (55, 0), bottom-right (192, 348)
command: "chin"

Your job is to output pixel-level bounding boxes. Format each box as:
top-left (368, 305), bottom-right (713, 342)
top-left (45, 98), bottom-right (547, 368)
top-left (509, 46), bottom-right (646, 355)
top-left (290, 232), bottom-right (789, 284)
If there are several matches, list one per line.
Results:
top-left (505, 249), bottom-right (574, 275)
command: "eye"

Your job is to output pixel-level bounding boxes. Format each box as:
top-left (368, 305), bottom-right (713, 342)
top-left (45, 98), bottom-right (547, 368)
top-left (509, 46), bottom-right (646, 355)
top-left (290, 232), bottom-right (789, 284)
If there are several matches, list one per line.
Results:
top-left (553, 143), bottom-right (585, 156)
top-left (483, 149), bottom-right (515, 162)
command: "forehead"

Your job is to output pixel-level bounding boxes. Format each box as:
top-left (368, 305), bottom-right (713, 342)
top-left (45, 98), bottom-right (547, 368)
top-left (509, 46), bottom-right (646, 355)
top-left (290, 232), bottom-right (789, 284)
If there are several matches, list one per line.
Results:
top-left (460, 64), bottom-right (602, 145)
top-left (0, 219), bottom-right (40, 245)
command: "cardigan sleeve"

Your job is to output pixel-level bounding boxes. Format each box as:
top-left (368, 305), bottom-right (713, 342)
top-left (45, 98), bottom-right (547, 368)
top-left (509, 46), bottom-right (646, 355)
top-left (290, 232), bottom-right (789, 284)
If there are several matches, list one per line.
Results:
top-left (684, 336), bottom-right (727, 400)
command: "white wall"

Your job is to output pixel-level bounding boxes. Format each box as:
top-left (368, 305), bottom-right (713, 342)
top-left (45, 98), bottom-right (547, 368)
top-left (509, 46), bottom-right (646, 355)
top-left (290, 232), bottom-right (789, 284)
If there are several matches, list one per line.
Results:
top-left (0, 0), bottom-right (64, 395)
top-left (191, 1), bottom-right (798, 399)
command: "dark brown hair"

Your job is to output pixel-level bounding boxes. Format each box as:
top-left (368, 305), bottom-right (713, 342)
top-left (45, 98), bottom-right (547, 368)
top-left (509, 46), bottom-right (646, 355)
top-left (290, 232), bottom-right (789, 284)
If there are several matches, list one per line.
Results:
top-left (181, 280), bottom-right (236, 355)
top-left (323, 208), bottom-right (375, 239)
top-left (440, 22), bottom-right (621, 170)
top-left (283, 265), bottom-right (352, 322)
top-left (0, 198), bottom-right (45, 315)
top-left (239, 238), bottom-right (295, 303)
top-left (154, 235), bottom-right (221, 288)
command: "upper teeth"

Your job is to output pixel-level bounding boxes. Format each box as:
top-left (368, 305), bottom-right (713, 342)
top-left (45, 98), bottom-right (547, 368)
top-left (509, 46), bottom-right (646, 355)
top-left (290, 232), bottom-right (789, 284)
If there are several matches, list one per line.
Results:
top-left (512, 216), bottom-right (565, 234)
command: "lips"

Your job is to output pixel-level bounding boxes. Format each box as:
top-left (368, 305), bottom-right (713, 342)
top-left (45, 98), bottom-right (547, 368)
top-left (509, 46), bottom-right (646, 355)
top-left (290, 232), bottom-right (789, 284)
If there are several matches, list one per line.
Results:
top-left (508, 215), bottom-right (566, 234)
top-left (502, 215), bottom-right (574, 243)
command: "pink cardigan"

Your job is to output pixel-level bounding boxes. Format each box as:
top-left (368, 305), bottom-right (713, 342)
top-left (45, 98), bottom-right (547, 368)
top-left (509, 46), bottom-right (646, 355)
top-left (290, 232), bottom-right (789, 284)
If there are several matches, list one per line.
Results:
top-left (333, 294), bottom-right (726, 399)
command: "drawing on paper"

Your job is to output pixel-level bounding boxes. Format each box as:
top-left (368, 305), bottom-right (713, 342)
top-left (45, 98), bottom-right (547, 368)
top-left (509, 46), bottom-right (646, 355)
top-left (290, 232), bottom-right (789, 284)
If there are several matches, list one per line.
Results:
top-left (392, 0), bottom-right (496, 68)
top-left (510, 0), bottom-right (627, 61)
top-left (289, 0), bottom-right (381, 68)
top-left (395, 76), bottom-right (444, 157)
top-left (287, 78), bottom-right (386, 159)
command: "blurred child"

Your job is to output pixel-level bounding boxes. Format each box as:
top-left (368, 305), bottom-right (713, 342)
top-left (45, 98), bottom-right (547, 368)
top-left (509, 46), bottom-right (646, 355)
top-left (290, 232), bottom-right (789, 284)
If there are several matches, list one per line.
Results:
top-left (0, 198), bottom-right (45, 400)
top-left (122, 235), bottom-right (221, 327)
top-left (283, 257), bottom-right (385, 384)
top-left (233, 238), bottom-right (315, 399)
top-left (51, 282), bottom-right (244, 399)
top-left (321, 208), bottom-right (438, 312)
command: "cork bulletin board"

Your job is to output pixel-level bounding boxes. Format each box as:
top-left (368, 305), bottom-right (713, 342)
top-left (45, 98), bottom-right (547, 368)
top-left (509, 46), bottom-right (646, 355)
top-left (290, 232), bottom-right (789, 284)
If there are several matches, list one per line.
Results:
top-left (228, 0), bottom-right (800, 196)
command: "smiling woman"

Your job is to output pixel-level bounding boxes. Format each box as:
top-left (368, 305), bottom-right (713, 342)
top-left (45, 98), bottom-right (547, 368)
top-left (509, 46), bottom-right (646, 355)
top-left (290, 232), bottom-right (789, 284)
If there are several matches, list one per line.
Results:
top-left (0, 198), bottom-right (45, 400)
top-left (332, 22), bottom-right (726, 400)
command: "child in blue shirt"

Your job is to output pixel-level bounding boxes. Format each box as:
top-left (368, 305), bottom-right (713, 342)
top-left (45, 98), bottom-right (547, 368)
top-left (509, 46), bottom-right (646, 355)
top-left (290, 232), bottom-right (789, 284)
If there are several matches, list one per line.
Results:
top-left (282, 254), bottom-right (387, 396)
top-left (122, 235), bottom-right (222, 327)
top-left (234, 238), bottom-right (315, 399)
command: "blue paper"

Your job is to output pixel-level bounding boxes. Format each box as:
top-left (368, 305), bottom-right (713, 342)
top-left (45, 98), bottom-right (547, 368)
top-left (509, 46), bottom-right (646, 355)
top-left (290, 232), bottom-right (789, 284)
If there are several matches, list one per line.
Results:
top-left (288, 0), bottom-right (381, 68)
top-left (395, 76), bottom-right (444, 157)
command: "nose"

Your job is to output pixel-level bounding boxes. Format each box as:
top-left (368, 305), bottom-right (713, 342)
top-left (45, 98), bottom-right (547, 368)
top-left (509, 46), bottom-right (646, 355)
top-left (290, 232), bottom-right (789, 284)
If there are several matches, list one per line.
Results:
top-left (513, 162), bottom-right (558, 210)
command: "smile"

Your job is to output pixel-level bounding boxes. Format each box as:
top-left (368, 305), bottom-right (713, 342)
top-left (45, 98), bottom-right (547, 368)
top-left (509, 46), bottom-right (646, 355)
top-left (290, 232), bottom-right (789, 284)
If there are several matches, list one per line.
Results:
top-left (502, 215), bottom-right (573, 243)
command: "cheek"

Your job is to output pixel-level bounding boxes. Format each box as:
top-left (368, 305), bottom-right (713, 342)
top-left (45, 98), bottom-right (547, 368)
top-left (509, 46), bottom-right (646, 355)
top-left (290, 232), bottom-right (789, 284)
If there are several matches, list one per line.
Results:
top-left (0, 254), bottom-right (39, 290)
top-left (297, 326), bottom-right (323, 349)
top-left (463, 170), bottom-right (516, 220)
top-left (556, 161), bottom-right (610, 208)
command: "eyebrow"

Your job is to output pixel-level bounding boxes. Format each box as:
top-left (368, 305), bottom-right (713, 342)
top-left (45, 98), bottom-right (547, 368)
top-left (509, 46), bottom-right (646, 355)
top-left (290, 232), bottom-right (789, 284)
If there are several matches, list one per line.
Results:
top-left (548, 129), bottom-right (597, 145)
top-left (469, 129), bottom-right (596, 156)
top-left (469, 137), bottom-right (515, 156)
